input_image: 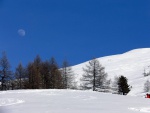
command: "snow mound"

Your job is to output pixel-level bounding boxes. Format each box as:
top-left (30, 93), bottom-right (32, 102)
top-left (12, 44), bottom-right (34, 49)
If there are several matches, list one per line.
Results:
top-left (0, 98), bottom-right (24, 106)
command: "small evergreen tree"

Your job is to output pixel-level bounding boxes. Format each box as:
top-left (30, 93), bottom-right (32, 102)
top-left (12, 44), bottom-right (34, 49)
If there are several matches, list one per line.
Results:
top-left (144, 80), bottom-right (150, 92)
top-left (118, 75), bottom-right (130, 95)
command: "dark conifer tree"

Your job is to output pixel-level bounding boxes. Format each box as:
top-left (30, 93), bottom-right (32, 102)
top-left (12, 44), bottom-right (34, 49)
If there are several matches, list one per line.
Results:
top-left (49, 57), bottom-right (62, 89)
top-left (41, 61), bottom-right (51, 89)
top-left (0, 52), bottom-right (12, 90)
top-left (33, 55), bottom-right (42, 89)
top-left (27, 62), bottom-right (35, 89)
top-left (26, 55), bottom-right (42, 89)
top-left (117, 75), bottom-right (130, 95)
top-left (15, 63), bottom-right (25, 89)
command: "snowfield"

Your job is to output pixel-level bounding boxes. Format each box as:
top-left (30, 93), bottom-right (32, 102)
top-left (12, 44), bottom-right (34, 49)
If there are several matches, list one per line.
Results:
top-left (72, 48), bottom-right (150, 96)
top-left (1, 48), bottom-right (150, 113)
top-left (1, 89), bottom-right (150, 113)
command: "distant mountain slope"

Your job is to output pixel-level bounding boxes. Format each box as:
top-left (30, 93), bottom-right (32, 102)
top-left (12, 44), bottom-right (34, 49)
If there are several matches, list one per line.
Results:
top-left (72, 48), bottom-right (150, 96)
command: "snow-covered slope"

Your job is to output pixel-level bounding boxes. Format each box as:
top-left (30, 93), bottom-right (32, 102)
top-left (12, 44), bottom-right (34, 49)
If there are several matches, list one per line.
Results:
top-left (1, 89), bottom-right (150, 113)
top-left (72, 48), bottom-right (150, 96)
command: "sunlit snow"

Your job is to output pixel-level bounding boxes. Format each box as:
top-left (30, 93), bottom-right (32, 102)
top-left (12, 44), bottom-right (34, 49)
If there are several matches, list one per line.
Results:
top-left (1, 89), bottom-right (150, 113)
top-left (72, 48), bottom-right (150, 96)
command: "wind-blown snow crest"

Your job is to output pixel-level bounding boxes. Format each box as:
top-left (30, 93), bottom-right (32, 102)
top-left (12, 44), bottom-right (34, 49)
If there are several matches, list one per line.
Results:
top-left (72, 48), bottom-right (150, 96)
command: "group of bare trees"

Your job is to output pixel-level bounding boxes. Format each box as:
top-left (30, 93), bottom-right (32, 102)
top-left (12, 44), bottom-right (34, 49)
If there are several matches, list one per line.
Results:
top-left (81, 58), bottom-right (130, 95)
top-left (0, 52), bottom-right (75, 90)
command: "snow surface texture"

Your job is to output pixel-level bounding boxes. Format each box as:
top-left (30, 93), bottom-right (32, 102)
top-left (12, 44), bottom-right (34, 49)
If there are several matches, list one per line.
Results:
top-left (1, 89), bottom-right (150, 113)
top-left (72, 48), bottom-right (150, 96)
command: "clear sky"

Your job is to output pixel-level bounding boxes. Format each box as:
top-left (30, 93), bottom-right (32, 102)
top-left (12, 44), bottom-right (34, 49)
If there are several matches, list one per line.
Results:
top-left (0, 0), bottom-right (150, 69)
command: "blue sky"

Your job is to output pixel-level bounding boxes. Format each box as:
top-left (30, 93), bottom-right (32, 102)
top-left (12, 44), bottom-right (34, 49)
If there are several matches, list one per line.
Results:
top-left (0, 0), bottom-right (150, 69)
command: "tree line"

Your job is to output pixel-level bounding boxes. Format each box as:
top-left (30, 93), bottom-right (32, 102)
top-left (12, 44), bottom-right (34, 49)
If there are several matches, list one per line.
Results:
top-left (0, 52), bottom-right (131, 95)
top-left (0, 52), bottom-right (76, 90)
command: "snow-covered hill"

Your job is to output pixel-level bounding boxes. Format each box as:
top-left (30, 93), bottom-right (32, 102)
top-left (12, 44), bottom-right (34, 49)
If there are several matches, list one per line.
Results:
top-left (1, 89), bottom-right (150, 113)
top-left (72, 48), bottom-right (150, 96)
top-left (1, 48), bottom-right (150, 113)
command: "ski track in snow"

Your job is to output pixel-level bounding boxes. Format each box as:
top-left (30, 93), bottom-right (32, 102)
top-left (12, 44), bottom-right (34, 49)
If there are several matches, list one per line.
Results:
top-left (40, 91), bottom-right (62, 96)
top-left (73, 95), bottom-right (97, 101)
top-left (0, 98), bottom-right (24, 106)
